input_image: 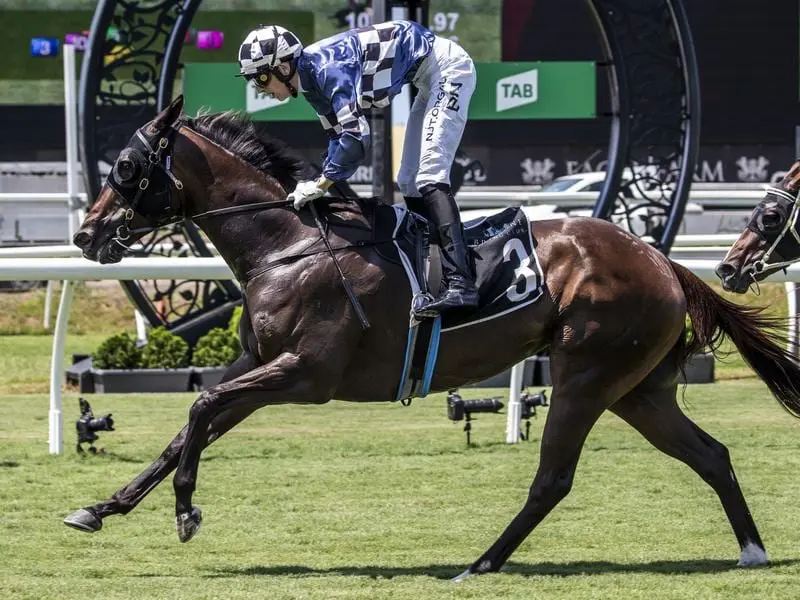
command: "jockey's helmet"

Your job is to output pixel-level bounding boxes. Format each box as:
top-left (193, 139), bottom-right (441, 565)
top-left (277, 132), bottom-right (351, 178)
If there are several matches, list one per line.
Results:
top-left (237, 25), bottom-right (303, 92)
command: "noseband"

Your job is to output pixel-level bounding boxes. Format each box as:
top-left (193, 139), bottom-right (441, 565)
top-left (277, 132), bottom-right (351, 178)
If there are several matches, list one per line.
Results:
top-left (748, 186), bottom-right (800, 274)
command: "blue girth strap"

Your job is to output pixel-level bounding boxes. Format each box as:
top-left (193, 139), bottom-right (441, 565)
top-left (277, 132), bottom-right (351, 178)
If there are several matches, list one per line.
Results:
top-left (395, 315), bottom-right (442, 401)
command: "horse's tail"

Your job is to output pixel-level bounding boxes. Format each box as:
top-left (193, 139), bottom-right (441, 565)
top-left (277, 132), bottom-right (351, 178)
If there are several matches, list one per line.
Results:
top-left (669, 259), bottom-right (800, 417)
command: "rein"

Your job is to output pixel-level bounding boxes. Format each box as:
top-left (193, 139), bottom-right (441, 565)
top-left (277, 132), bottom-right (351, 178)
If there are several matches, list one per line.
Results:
top-left (111, 119), bottom-right (382, 330)
top-left (193, 199), bottom-right (293, 220)
top-left (193, 194), bottom-right (381, 330)
top-left (201, 195), bottom-right (389, 331)
top-left (244, 237), bottom-right (389, 281)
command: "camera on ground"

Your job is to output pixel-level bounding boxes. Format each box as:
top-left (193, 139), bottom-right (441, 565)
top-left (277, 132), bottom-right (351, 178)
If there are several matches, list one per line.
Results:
top-left (76, 397), bottom-right (115, 454)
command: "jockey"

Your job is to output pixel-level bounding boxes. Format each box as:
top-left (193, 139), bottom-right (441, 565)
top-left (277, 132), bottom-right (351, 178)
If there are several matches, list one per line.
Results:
top-left (237, 21), bottom-right (479, 315)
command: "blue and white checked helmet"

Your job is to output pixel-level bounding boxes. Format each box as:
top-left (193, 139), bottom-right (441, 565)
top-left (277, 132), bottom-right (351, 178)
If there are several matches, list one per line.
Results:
top-left (238, 25), bottom-right (303, 76)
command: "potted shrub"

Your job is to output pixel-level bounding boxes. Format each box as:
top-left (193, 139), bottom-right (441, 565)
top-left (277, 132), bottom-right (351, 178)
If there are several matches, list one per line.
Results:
top-left (90, 328), bottom-right (193, 393)
top-left (681, 315), bottom-right (715, 384)
top-left (92, 332), bottom-right (141, 370)
top-left (228, 305), bottom-right (243, 335)
top-left (191, 327), bottom-right (241, 390)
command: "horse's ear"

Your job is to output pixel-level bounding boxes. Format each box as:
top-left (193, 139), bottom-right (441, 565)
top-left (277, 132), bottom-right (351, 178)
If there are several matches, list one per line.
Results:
top-left (150, 95), bottom-right (184, 134)
top-left (781, 159), bottom-right (800, 192)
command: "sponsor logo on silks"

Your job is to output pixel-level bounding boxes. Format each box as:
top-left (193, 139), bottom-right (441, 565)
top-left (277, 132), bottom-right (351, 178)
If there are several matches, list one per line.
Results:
top-left (496, 69), bottom-right (538, 113)
top-left (424, 77), bottom-right (449, 142)
top-left (246, 81), bottom-right (290, 114)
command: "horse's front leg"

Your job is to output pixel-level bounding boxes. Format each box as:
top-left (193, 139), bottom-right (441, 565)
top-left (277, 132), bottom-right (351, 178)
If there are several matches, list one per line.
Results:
top-left (172, 351), bottom-right (333, 542)
top-left (63, 352), bottom-right (262, 533)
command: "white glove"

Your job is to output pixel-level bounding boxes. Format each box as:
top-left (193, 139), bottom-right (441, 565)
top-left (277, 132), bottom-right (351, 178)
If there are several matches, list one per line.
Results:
top-left (288, 179), bottom-right (325, 210)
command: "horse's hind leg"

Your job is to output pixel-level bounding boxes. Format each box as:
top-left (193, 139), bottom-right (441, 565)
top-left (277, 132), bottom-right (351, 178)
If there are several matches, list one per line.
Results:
top-left (610, 386), bottom-right (767, 567)
top-left (457, 379), bottom-right (608, 580)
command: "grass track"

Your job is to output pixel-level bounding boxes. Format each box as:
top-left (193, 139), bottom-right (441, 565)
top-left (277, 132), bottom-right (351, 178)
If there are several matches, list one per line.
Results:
top-left (0, 283), bottom-right (797, 598)
top-left (1, 380), bottom-right (800, 599)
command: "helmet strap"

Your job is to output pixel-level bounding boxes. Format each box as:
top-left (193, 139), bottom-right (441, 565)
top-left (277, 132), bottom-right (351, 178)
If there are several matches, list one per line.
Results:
top-left (273, 61), bottom-right (299, 97)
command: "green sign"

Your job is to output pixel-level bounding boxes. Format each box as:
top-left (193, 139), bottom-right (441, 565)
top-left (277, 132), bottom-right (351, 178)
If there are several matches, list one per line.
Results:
top-left (469, 62), bottom-right (596, 120)
top-left (183, 61), bottom-right (596, 121)
top-left (184, 63), bottom-right (318, 121)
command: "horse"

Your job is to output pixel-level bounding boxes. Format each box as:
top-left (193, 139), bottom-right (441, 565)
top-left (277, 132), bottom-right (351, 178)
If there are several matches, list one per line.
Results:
top-left (716, 161), bottom-right (800, 293)
top-left (66, 95), bottom-right (800, 579)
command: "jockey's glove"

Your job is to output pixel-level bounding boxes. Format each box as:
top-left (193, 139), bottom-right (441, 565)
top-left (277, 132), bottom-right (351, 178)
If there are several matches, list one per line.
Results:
top-left (288, 177), bottom-right (332, 210)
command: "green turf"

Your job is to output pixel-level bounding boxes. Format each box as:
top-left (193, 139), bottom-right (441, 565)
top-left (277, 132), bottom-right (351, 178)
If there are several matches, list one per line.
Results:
top-left (1, 380), bottom-right (800, 599)
top-left (0, 334), bottom-right (107, 395)
top-left (0, 278), bottom-right (796, 598)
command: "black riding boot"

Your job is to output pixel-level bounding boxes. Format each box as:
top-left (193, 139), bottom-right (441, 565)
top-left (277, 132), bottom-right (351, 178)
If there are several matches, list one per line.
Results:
top-left (414, 184), bottom-right (479, 316)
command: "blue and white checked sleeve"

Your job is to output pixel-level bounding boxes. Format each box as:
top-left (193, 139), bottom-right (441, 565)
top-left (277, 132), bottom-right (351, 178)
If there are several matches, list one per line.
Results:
top-left (316, 66), bottom-right (371, 182)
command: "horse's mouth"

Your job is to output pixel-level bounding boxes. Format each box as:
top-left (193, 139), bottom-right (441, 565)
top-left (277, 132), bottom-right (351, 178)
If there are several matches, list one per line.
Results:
top-left (717, 262), bottom-right (767, 294)
top-left (719, 276), bottom-right (751, 294)
top-left (97, 241), bottom-right (126, 264)
top-left (82, 238), bottom-right (125, 264)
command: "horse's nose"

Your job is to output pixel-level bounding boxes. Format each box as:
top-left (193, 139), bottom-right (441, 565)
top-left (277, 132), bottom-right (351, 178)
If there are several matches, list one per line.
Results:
top-left (715, 262), bottom-right (735, 281)
top-left (73, 230), bottom-right (93, 250)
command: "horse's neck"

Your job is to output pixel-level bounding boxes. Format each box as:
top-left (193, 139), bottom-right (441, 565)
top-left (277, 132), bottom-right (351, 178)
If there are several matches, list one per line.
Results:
top-left (179, 130), bottom-right (316, 282)
top-left (196, 194), bottom-right (314, 283)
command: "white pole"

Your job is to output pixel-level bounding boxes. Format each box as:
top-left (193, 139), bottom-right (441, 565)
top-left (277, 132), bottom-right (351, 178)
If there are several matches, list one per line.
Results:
top-left (134, 309), bottom-right (148, 344)
top-left (505, 361), bottom-right (526, 444)
top-left (43, 280), bottom-right (55, 329)
top-left (49, 280), bottom-right (74, 455)
top-left (786, 282), bottom-right (798, 358)
top-left (63, 43), bottom-right (81, 239)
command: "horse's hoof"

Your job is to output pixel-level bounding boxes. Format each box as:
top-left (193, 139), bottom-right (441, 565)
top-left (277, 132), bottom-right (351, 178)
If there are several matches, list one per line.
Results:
top-left (63, 508), bottom-right (102, 533)
top-left (176, 507), bottom-right (202, 543)
top-left (738, 542), bottom-right (768, 567)
top-left (451, 568), bottom-right (474, 583)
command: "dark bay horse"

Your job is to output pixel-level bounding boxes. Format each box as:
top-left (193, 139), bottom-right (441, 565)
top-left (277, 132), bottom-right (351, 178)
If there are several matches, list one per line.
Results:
top-left (67, 96), bottom-right (800, 578)
top-left (717, 161), bottom-right (800, 293)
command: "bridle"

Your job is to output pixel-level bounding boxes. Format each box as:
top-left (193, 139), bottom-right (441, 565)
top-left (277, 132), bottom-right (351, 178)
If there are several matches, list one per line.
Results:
top-left (105, 122), bottom-right (187, 253)
top-left (747, 186), bottom-right (800, 274)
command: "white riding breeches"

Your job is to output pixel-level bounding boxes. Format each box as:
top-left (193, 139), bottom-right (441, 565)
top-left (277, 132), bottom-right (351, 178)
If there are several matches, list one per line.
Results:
top-left (396, 36), bottom-right (476, 198)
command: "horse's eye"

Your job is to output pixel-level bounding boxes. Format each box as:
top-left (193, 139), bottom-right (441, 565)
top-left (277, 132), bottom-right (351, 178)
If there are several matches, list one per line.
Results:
top-left (116, 158), bottom-right (137, 182)
top-left (761, 211), bottom-right (782, 230)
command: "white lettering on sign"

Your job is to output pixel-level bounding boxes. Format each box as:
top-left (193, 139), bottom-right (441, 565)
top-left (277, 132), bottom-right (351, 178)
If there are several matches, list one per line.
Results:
top-left (431, 12), bottom-right (459, 32)
top-left (246, 81), bottom-right (290, 114)
top-left (496, 70), bottom-right (539, 113)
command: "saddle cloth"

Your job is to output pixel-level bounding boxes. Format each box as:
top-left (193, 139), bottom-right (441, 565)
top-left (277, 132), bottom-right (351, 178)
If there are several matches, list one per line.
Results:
top-left (384, 204), bottom-right (545, 331)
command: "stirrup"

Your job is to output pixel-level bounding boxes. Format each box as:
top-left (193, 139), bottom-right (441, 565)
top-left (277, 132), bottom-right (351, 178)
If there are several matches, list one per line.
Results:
top-left (414, 287), bottom-right (478, 318)
top-left (411, 291), bottom-right (437, 321)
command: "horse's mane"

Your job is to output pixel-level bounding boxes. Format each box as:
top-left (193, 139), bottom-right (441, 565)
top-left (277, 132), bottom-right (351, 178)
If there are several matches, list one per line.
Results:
top-left (185, 111), bottom-right (316, 190)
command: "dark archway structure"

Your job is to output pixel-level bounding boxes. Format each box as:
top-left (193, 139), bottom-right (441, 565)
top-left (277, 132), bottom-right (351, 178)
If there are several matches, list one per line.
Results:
top-left (79, 0), bottom-right (699, 340)
top-left (79, 0), bottom-right (236, 345)
top-left (589, 0), bottom-right (700, 252)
